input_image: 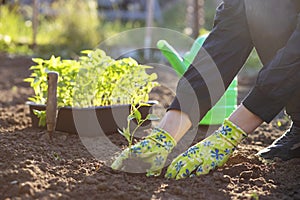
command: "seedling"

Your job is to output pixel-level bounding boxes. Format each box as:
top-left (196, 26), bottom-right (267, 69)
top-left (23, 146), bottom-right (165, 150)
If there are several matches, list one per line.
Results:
top-left (25, 49), bottom-right (159, 126)
top-left (118, 102), bottom-right (159, 150)
top-left (32, 110), bottom-right (46, 127)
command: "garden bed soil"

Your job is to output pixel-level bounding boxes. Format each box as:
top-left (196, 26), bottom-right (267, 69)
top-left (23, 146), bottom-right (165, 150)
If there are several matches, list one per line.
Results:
top-left (0, 53), bottom-right (299, 199)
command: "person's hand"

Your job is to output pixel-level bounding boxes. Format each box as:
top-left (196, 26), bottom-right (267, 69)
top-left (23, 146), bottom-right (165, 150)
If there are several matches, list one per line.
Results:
top-left (111, 128), bottom-right (176, 176)
top-left (165, 119), bottom-right (247, 180)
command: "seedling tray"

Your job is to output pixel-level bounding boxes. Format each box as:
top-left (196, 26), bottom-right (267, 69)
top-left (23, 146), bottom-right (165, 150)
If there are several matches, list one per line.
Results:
top-left (27, 101), bottom-right (155, 136)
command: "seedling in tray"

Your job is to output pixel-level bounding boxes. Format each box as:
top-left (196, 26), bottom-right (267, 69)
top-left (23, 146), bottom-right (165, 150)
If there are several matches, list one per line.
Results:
top-left (24, 49), bottom-right (159, 135)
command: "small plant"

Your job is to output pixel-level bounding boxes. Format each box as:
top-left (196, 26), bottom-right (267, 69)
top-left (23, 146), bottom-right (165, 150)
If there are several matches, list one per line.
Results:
top-left (24, 56), bottom-right (80, 107)
top-left (25, 49), bottom-right (159, 126)
top-left (118, 103), bottom-right (159, 150)
top-left (0, 5), bottom-right (33, 55)
top-left (33, 110), bottom-right (46, 127)
top-left (73, 50), bottom-right (158, 107)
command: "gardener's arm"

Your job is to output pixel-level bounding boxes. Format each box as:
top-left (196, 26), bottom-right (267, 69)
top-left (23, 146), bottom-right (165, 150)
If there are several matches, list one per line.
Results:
top-left (242, 15), bottom-right (300, 123)
top-left (169, 0), bottom-right (253, 127)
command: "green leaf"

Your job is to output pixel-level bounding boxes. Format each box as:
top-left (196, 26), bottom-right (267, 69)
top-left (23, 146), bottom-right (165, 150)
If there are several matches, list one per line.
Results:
top-left (28, 97), bottom-right (37, 102)
top-left (140, 65), bottom-right (153, 69)
top-left (24, 78), bottom-right (34, 83)
top-left (80, 49), bottom-right (93, 55)
top-left (33, 110), bottom-right (46, 127)
top-left (132, 106), bottom-right (142, 122)
top-left (32, 58), bottom-right (45, 64)
top-left (146, 114), bottom-right (160, 121)
top-left (127, 114), bottom-right (135, 121)
top-left (149, 73), bottom-right (158, 80)
top-left (138, 102), bottom-right (151, 107)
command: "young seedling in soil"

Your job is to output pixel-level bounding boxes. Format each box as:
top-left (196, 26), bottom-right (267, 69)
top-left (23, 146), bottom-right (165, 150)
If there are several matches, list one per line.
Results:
top-left (117, 102), bottom-right (160, 173)
top-left (118, 102), bottom-right (159, 151)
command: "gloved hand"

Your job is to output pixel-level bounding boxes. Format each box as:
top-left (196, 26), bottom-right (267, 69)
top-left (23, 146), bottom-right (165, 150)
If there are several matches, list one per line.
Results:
top-left (111, 128), bottom-right (176, 176)
top-left (165, 119), bottom-right (247, 180)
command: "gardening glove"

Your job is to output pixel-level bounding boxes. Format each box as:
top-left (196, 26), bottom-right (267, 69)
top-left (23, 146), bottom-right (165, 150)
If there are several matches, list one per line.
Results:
top-left (165, 119), bottom-right (247, 180)
top-left (111, 128), bottom-right (176, 176)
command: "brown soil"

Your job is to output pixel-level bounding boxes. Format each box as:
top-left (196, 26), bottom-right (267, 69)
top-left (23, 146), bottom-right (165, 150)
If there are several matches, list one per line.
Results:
top-left (0, 53), bottom-right (299, 200)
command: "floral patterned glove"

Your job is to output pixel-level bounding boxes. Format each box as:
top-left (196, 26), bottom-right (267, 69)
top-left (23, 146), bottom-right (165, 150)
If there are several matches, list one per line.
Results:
top-left (111, 128), bottom-right (176, 176)
top-left (165, 119), bottom-right (247, 180)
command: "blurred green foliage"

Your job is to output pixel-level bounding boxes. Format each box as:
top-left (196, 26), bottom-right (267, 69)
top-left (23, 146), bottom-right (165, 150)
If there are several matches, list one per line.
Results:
top-left (37, 0), bottom-right (101, 58)
top-left (245, 49), bottom-right (263, 69)
top-left (0, 0), bottom-right (263, 70)
top-left (161, 1), bottom-right (186, 31)
top-left (242, 49), bottom-right (263, 74)
top-left (160, 0), bottom-right (217, 33)
top-left (0, 5), bottom-right (33, 54)
top-left (0, 0), bottom-right (143, 58)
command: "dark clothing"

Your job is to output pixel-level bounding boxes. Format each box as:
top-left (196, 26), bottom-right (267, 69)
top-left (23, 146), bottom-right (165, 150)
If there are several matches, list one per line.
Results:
top-left (169, 0), bottom-right (300, 126)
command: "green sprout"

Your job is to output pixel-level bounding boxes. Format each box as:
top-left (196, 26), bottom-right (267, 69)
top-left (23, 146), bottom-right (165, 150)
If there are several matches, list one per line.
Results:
top-left (118, 102), bottom-right (159, 151)
top-left (32, 110), bottom-right (46, 127)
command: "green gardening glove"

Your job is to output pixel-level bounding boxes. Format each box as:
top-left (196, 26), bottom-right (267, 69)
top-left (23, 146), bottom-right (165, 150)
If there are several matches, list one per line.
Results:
top-left (111, 128), bottom-right (176, 176)
top-left (165, 119), bottom-right (247, 180)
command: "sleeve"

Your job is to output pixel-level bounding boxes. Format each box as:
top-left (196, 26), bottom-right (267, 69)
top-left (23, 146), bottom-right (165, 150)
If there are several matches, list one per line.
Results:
top-left (243, 14), bottom-right (300, 123)
top-left (169, 0), bottom-right (253, 126)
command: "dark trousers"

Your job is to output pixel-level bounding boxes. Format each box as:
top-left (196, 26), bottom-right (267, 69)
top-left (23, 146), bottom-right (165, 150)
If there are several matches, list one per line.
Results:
top-left (169, 0), bottom-right (300, 127)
